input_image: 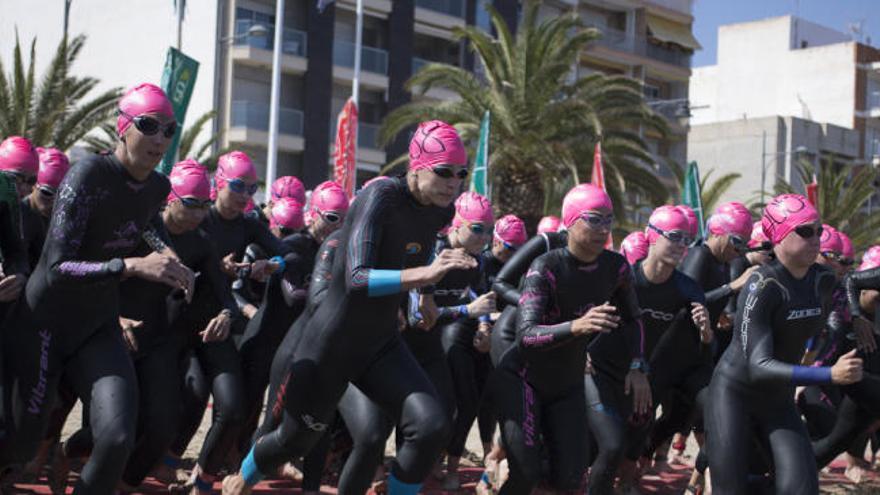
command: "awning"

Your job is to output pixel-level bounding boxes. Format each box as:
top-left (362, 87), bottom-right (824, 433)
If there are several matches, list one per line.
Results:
top-left (646, 15), bottom-right (702, 51)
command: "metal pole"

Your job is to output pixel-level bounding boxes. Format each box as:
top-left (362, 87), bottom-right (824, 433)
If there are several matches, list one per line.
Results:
top-left (177, 0), bottom-right (184, 51)
top-left (266, 0), bottom-right (285, 189)
top-left (352, 0), bottom-right (363, 106)
top-left (761, 130), bottom-right (766, 206)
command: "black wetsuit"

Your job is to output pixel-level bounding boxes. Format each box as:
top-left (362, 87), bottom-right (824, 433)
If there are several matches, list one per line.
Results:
top-left (812, 268), bottom-right (880, 468)
top-left (1, 153), bottom-right (168, 494)
top-left (245, 176), bottom-right (453, 489)
top-left (236, 231), bottom-right (320, 452)
top-left (680, 243), bottom-right (735, 358)
top-left (494, 248), bottom-right (642, 495)
top-left (623, 262), bottom-right (709, 464)
top-left (490, 232), bottom-right (567, 367)
top-left (705, 261), bottom-right (837, 494)
top-left (169, 205), bottom-right (290, 476)
top-left (20, 196), bottom-right (47, 272)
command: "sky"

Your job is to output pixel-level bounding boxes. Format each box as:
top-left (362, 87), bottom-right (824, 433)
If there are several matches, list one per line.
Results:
top-left (692, 0), bottom-right (880, 67)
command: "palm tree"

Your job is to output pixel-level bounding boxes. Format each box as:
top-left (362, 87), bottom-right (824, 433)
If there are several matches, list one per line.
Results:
top-left (379, 0), bottom-right (668, 228)
top-left (84, 111), bottom-right (226, 169)
top-left (0, 34), bottom-right (120, 150)
top-left (754, 155), bottom-right (880, 253)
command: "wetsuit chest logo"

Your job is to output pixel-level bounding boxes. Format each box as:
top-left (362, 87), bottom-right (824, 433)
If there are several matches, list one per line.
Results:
top-left (642, 308), bottom-right (676, 321)
top-left (405, 242), bottom-right (422, 255)
top-left (103, 221), bottom-right (140, 250)
top-left (786, 308), bottom-right (822, 320)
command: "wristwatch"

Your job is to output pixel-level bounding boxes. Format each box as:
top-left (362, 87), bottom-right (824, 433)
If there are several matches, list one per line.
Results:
top-left (629, 358), bottom-right (649, 374)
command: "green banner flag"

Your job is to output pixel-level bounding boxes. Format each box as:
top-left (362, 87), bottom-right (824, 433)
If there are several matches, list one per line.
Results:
top-left (158, 47), bottom-right (199, 174)
top-left (470, 111), bottom-right (490, 197)
top-left (681, 161), bottom-right (706, 239)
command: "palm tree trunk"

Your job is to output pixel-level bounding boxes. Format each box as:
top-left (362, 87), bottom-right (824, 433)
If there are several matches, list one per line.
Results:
top-left (494, 166), bottom-right (546, 233)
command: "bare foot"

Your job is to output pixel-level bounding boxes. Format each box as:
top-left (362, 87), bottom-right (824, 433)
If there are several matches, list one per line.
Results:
top-left (845, 463), bottom-right (867, 484)
top-left (221, 474), bottom-right (251, 495)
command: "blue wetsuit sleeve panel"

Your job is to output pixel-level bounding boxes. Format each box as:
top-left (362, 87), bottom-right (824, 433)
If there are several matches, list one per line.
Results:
top-left (844, 268), bottom-right (880, 319)
top-left (344, 184), bottom-right (403, 297)
top-left (742, 274), bottom-right (832, 386)
top-left (516, 261), bottom-right (575, 351)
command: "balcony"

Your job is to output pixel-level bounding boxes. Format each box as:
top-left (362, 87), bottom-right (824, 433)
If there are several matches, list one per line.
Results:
top-left (588, 24), bottom-right (634, 52)
top-left (234, 19), bottom-right (307, 58)
top-left (333, 40), bottom-right (389, 75)
top-left (415, 0), bottom-right (465, 17)
top-left (231, 101), bottom-right (303, 136)
top-left (412, 57), bottom-right (429, 74)
top-left (645, 42), bottom-right (691, 68)
top-left (586, 25), bottom-right (692, 69)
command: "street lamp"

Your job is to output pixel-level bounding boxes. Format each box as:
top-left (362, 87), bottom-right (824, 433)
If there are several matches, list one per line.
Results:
top-left (760, 130), bottom-right (808, 205)
top-left (219, 23), bottom-right (269, 44)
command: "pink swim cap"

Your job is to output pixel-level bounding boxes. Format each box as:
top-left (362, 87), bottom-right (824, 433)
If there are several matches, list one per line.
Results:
top-left (561, 184), bottom-right (613, 229)
top-left (35, 147), bottom-right (70, 189)
top-left (117, 83), bottom-right (174, 137)
top-left (167, 159), bottom-right (211, 202)
top-left (706, 202), bottom-right (752, 239)
top-left (408, 120), bottom-right (467, 171)
top-left (748, 221), bottom-right (769, 249)
top-left (620, 232), bottom-right (649, 266)
top-left (215, 151), bottom-right (257, 191)
top-left (819, 225), bottom-right (842, 254)
top-left (645, 205), bottom-right (690, 245)
top-left (838, 231), bottom-right (854, 260)
top-left (860, 246), bottom-right (880, 271)
top-left (537, 216), bottom-right (562, 234)
top-left (308, 181), bottom-right (349, 222)
top-left (494, 214), bottom-right (527, 247)
top-left (675, 205), bottom-right (699, 237)
top-left (0, 136), bottom-right (39, 175)
top-left (269, 197), bottom-right (305, 231)
top-left (271, 176), bottom-right (306, 204)
top-left (452, 191), bottom-right (494, 229)
top-left (762, 194), bottom-right (820, 245)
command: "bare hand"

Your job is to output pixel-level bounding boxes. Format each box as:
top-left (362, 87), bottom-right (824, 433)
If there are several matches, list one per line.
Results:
top-left (200, 312), bottom-right (232, 342)
top-left (0, 274), bottom-right (25, 302)
top-left (473, 328), bottom-right (491, 353)
top-left (585, 353), bottom-right (594, 375)
top-left (467, 292), bottom-right (497, 318)
top-left (691, 303), bottom-right (712, 343)
top-left (831, 349), bottom-right (863, 385)
top-left (125, 252), bottom-right (195, 300)
top-left (417, 294), bottom-right (439, 330)
top-left (242, 304), bottom-right (258, 320)
top-left (717, 312), bottom-right (733, 331)
top-left (571, 303), bottom-right (619, 336)
top-left (221, 252), bottom-right (248, 278)
top-left (120, 317), bottom-right (143, 353)
top-left (250, 259), bottom-right (281, 282)
top-left (625, 369), bottom-right (652, 416)
top-left (426, 249), bottom-right (478, 285)
top-left (853, 316), bottom-right (877, 354)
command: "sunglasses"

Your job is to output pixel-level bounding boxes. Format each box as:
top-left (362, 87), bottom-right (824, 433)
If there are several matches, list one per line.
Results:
top-left (3, 170), bottom-right (37, 187)
top-left (37, 185), bottom-right (56, 198)
top-left (794, 224), bottom-right (823, 239)
top-left (227, 178), bottom-right (259, 196)
top-left (172, 189), bottom-right (212, 209)
top-left (119, 111), bottom-right (178, 138)
top-left (647, 224), bottom-right (693, 246)
top-left (432, 166), bottom-right (469, 180)
top-left (729, 235), bottom-right (748, 252)
top-left (821, 252), bottom-right (853, 266)
top-left (579, 212), bottom-right (614, 229)
top-left (320, 211), bottom-right (342, 224)
top-left (501, 240), bottom-right (518, 251)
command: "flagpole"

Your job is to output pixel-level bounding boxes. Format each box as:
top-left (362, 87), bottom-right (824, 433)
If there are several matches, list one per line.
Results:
top-left (266, 0), bottom-right (285, 190)
top-left (352, 0), bottom-right (363, 106)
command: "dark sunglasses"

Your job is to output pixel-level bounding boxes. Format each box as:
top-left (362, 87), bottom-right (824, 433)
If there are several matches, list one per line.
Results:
top-left (794, 224), bottom-right (823, 239)
top-left (172, 189), bottom-right (212, 209)
top-left (432, 166), bottom-right (469, 180)
top-left (729, 235), bottom-right (748, 252)
top-left (3, 170), bottom-right (37, 187)
top-left (579, 212), bottom-right (614, 229)
top-left (648, 224), bottom-right (693, 246)
top-left (501, 240), bottom-right (518, 251)
top-left (321, 211), bottom-right (342, 224)
top-left (227, 178), bottom-right (259, 196)
top-left (119, 111), bottom-right (178, 138)
top-left (821, 252), bottom-right (853, 266)
top-left (37, 185), bottom-right (56, 198)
